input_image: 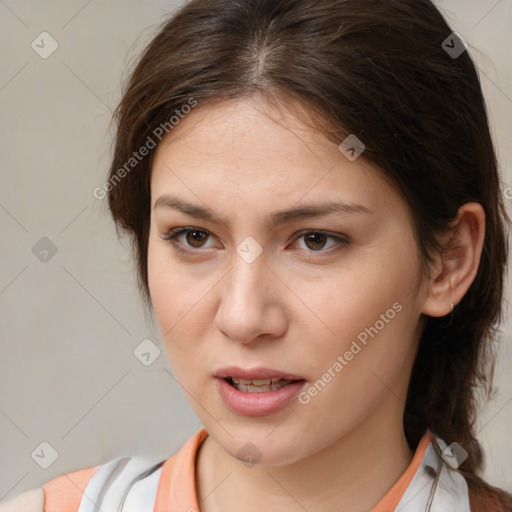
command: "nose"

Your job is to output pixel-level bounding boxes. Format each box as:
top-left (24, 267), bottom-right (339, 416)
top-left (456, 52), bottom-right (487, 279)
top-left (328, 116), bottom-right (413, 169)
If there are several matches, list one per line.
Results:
top-left (214, 251), bottom-right (287, 345)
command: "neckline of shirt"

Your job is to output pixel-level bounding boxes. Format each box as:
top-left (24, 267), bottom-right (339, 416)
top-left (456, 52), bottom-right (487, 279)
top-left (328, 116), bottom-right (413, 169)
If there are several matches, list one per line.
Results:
top-left (154, 427), bottom-right (435, 512)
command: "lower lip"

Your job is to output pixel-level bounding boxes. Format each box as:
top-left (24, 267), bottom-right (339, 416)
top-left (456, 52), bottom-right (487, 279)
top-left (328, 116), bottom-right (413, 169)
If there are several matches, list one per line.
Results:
top-left (216, 378), bottom-right (306, 416)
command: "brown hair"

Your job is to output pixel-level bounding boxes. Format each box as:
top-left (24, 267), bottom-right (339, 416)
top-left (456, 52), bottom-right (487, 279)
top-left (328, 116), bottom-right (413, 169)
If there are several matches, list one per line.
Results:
top-left (105, 0), bottom-right (512, 508)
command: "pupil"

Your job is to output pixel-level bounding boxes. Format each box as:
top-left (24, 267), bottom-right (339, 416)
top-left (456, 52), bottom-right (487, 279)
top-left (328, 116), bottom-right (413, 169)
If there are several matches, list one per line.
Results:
top-left (306, 233), bottom-right (326, 250)
top-left (187, 230), bottom-right (206, 247)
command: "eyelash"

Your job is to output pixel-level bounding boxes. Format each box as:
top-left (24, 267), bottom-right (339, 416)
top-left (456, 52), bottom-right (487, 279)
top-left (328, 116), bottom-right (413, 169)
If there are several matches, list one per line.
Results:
top-left (159, 227), bottom-right (350, 256)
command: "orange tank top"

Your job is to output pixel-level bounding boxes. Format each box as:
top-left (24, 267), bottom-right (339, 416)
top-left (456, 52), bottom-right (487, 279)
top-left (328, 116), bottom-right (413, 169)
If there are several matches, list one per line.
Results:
top-left (42, 427), bottom-right (472, 511)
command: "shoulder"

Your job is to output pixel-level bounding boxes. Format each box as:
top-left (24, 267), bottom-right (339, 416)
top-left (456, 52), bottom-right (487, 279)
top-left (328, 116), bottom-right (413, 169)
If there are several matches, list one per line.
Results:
top-left (42, 463), bottom-right (100, 512)
top-left (43, 455), bottom-right (166, 512)
top-left (0, 431), bottom-right (205, 512)
top-left (0, 487), bottom-right (44, 512)
top-left (0, 462), bottom-right (101, 512)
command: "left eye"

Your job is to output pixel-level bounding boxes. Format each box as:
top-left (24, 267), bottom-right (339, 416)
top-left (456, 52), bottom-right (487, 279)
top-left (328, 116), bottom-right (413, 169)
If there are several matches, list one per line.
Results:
top-left (160, 228), bottom-right (350, 253)
top-left (294, 231), bottom-right (349, 252)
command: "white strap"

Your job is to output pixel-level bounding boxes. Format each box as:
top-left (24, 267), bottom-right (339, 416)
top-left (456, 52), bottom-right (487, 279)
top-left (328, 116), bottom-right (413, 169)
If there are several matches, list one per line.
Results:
top-left (121, 466), bottom-right (162, 512)
top-left (395, 443), bottom-right (471, 511)
top-left (76, 455), bottom-right (164, 512)
top-left (429, 464), bottom-right (471, 511)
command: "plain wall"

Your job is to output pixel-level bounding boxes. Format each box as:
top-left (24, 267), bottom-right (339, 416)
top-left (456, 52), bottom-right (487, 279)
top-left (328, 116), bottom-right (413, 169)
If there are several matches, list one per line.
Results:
top-left (1, 0), bottom-right (511, 499)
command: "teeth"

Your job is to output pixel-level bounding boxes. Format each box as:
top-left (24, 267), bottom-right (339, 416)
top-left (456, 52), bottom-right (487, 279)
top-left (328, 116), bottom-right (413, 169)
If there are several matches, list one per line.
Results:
top-left (249, 379), bottom-right (273, 385)
top-left (231, 377), bottom-right (291, 385)
top-left (229, 377), bottom-right (294, 393)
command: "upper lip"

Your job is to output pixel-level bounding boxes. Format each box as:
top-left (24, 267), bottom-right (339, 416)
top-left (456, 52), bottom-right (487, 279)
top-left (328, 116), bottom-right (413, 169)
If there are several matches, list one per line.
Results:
top-left (215, 366), bottom-right (305, 381)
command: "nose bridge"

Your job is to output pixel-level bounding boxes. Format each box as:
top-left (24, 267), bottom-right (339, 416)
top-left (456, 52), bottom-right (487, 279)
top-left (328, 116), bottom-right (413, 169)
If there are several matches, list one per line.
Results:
top-left (216, 240), bottom-right (279, 342)
top-left (228, 241), bottom-right (269, 307)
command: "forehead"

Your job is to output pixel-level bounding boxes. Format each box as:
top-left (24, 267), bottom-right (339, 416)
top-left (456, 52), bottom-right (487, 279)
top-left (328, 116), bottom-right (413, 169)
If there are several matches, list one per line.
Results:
top-left (150, 97), bottom-right (406, 221)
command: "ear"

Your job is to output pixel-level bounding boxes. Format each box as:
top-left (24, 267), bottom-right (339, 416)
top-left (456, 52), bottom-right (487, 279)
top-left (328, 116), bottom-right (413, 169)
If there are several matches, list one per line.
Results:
top-left (421, 202), bottom-right (486, 317)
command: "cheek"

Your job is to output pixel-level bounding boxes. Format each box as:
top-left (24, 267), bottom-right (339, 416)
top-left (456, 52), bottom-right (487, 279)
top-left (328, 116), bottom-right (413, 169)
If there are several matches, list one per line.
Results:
top-left (147, 241), bottom-right (173, 327)
top-left (147, 238), bottom-right (190, 351)
top-left (296, 277), bottom-right (418, 441)
top-left (296, 239), bottom-right (420, 380)
top-left (147, 232), bottom-right (194, 321)
top-left (147, 237), bottom-right (215, 379)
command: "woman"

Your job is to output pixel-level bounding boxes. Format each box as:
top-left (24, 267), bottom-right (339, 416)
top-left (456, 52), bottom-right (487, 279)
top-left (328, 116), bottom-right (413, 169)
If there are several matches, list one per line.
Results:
top-left (3, 0), bottom-right (511, 510)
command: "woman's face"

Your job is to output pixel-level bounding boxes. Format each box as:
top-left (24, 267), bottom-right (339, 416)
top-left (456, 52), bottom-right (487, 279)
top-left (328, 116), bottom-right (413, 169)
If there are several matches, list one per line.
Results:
top-left (147, 97), bottom-right (428, 465)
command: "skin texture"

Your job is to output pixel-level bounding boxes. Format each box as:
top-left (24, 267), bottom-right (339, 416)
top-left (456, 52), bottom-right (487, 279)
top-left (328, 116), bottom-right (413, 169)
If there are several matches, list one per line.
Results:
top-left (147, 96), bottom-right (485, 512)
top-left (0, 488), bottom-right (44, 512)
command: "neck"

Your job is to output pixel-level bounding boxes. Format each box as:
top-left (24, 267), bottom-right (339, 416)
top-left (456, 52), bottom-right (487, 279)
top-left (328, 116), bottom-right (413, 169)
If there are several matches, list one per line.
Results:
top-left (195, 402), bottom-right (416, 512)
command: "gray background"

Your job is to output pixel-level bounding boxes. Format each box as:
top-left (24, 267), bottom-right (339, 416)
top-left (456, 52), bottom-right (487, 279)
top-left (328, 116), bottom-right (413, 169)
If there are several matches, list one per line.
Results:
top-left (1, 0), bottom-right (511, 500)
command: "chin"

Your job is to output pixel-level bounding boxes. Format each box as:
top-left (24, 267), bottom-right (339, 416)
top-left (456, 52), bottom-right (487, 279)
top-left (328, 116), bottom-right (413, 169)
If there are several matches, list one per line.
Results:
top-left (213, 427), bottom-right (306, 468)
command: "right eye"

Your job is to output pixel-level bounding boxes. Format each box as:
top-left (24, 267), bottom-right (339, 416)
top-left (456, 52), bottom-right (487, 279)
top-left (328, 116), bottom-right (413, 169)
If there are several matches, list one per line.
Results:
top-left (160, 227), bottom-right (216, 253)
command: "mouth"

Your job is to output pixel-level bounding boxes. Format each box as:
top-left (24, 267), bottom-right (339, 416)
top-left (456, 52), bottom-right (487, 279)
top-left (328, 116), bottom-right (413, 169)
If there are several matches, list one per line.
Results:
top-left (224, 377), bottom-right (300, 393)
top-left (215, 367), bottom-right (307, 416)
top-left (215, 366), bottom-right (306, 393)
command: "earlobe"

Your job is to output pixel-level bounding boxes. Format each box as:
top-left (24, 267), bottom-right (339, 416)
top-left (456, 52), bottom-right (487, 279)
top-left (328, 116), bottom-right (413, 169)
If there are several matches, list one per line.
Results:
top-left (421, 202), bottom-right (485, 318)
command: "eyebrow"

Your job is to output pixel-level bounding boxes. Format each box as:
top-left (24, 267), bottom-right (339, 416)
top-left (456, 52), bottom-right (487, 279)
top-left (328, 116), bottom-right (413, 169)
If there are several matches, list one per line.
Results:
top-left (154, 194), bottom-right (375, 228)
